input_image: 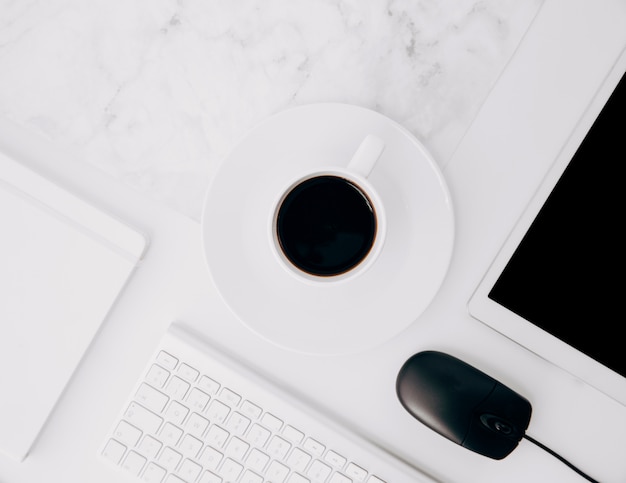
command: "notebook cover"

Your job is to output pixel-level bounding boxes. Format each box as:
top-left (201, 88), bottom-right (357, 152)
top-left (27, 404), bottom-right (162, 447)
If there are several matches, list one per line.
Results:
top-left (0, 152), bottom-right (146, 461)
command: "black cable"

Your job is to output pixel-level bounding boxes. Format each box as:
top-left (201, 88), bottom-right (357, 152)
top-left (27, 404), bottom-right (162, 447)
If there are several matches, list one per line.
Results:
top-left (523, 434), bottom-right (599, 483)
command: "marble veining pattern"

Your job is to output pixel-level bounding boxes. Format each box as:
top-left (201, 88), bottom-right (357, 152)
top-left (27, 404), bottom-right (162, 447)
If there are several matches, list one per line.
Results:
top-left (0, 0), bottom-right (543, 220)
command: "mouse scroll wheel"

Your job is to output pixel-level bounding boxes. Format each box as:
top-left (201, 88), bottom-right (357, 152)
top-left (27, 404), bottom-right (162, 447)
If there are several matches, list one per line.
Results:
top-left (480, 414), bottom-right (517, 436)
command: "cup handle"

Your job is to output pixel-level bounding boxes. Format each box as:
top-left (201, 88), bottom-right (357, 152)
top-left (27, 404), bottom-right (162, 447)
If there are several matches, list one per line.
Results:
top-left (347, 134), bottom-right (386, 178)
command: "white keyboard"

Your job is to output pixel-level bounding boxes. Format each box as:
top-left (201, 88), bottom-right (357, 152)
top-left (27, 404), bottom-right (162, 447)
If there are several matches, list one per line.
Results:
top-left (100, 323), bottom-right (436, 483)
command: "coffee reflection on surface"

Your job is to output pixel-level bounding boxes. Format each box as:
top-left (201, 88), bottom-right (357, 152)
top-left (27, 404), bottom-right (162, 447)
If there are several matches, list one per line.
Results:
top-left (277, 175), bottom-right (377, 277)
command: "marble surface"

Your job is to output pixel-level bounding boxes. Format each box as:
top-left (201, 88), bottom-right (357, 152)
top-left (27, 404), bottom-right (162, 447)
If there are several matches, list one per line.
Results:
top-left (4, 2), bottom-right (626, 481)
top-left (0, 0), bottom-right (543, 220)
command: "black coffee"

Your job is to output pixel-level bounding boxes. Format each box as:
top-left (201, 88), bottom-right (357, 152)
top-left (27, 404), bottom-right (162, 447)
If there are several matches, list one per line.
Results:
top-left (276, 175), bottom-right (377, 277)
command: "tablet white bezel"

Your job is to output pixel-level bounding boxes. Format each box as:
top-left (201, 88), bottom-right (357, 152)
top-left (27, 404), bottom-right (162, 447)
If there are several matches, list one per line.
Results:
top-left (468, 47), bottom-right (626, 407)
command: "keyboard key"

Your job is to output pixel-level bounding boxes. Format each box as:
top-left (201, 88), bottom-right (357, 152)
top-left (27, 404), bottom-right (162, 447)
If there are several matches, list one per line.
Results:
top-left (112, 420), bottom-right (142, 447)
top-left (145, 364), bottom-right (170, 388)
top-left (198, 375), bottom-right (220, 395)
top-left (283, 424), bottom-right (304, 444)
top-left (179, 433), bottom-right (203, 458)
top-left (179, 458), bottom-right (202, 481)
top-left (324, 449), bottom-right (347, 468)
top-left (329, 473), bottom-right (351, 483)
top-left (303, 437), bottom-right (325, 457)
top-left (135, 383), bottom-right (169, 413)
top-left (157, 446), bottom-right (182, 471)
top-left (164, 400), bottom-right (189, 425)
top-left (240, 469), bottom-right (263, 483)
top-left (346, 462), bottom-right (368, 481)
top-left (102, 439), bottom-right (126, 464)
top-left (307, 460), bottom-right (333, 482)
top-left (164, 475), bottom-right (186, 483)
top-left (366, 477), bottom-right (386, 483)
top-left (265, 460), bottom-right (289, 483)
top-left (206, 399), bottom-right (230, 424)
top-left (177, 363), bottom-right (199, 382)
top-left (159, 422), bottom-right (183, 447)
top-left (328, 473), bottom-right (352, 483)
top-left (164, 376), bottom-right (190, 400)
top-left (287, 447), bottom-right (312, 472)
top-left (218, 457), bottom-right (243, 481)
top-left (225, 411), bottom-right (250, 435)
top-left (155, 351), bottom-right (178, 370)
top-left (287, 473), bottom-right (310, 483)
top-left (247, 423), bottom-right (271, 447)
top-left (142, 462), bottom-right (167, 483)
top-left (186, 387), bottom-right (211, 412)
top-left (121, 450), bottom-right (146, 476)
top-left (225, 436), bottom-right (249, 460)
top-left (198, 470), bottom-right (222, 483)
top-left (205, 425), bottom-right (229, 448)
top-left (266, 460), bottom-right (289, 483)
top-left (240, 400), bottom-right (262, 419)
top-left (245, 448), bottom-right (270, 472)
top-left (124, 402), bottom-right (163, 434)
top-left (185, 412), bottom-right (210, 437)
top-left (137, 435), bottom-right (162, 459)
top-left (261, 412), bottom-right (283, 432)
top-left (267, 435), bottom-right (291, 459)
top-left (198, 445), bottom-right (223, 470)
top-left (220, 387), bottom-right (241, 406)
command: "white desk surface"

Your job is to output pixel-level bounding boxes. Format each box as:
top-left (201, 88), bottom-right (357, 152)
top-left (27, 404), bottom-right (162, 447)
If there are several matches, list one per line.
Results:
top-left (1, 1), bottom-right (626, 482)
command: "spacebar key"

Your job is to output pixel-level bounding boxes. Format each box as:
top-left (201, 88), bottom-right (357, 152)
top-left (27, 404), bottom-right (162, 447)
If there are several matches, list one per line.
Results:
top-left (123, 402), bottom-right (163, 434)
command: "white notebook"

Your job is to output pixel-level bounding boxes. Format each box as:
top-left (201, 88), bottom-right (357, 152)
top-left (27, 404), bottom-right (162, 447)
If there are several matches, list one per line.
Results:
top-left (0, 151), bottom-right (147, 461)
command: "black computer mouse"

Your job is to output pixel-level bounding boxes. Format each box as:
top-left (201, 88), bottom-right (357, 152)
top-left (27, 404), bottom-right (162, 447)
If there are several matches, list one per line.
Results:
top-left (396, 351), bottom-right (532, 460)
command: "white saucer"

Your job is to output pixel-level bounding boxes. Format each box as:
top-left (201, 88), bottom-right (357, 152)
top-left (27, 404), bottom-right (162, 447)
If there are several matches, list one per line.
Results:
top-left (201, 103), bottom-right (454, 354)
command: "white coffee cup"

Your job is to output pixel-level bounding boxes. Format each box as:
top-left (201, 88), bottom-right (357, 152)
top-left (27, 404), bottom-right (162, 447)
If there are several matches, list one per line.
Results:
top-left (270, 135), bottom-right (386, 284)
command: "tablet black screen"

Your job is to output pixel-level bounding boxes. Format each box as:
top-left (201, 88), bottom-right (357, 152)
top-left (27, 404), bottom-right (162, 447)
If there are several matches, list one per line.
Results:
top-left (489, 69), bottom-right (625, 378)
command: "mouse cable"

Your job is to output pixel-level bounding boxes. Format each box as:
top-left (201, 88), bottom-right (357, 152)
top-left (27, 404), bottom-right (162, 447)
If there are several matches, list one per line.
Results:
top-left (523, 434), bottom-right (599, 483)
